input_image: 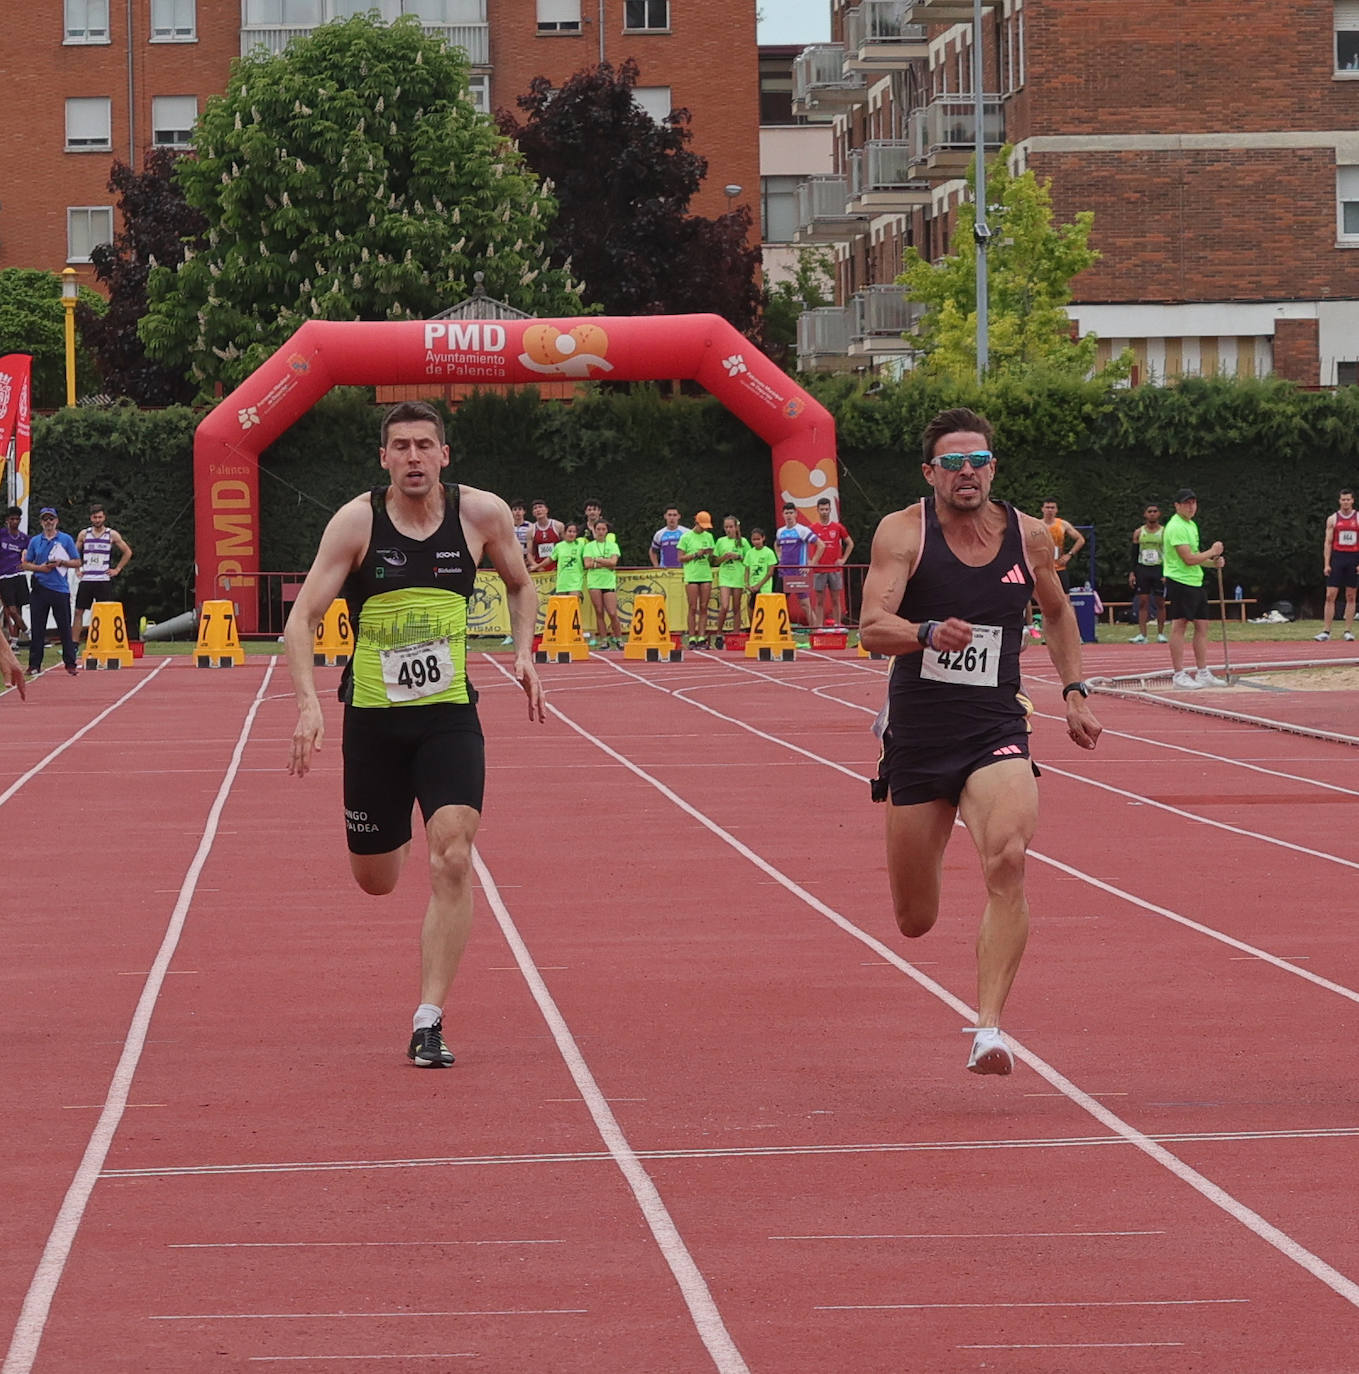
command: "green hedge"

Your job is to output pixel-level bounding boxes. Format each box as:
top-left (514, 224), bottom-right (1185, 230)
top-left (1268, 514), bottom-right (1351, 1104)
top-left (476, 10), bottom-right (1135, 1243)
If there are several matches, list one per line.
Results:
top-left (29, 374), bottom-right (1359, 623)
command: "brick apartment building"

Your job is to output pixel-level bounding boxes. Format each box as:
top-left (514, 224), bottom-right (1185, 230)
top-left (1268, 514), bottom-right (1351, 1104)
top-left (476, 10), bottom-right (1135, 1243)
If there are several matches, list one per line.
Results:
top-left (794, 0), bottom-right (1359, 386)
top-left (2, 0), bottom-right (758, 286)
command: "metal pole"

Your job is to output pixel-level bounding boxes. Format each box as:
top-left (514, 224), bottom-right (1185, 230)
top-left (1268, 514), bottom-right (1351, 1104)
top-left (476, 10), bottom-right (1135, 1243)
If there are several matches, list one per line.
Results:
top-left (972, 0), bottom-right (988, 380)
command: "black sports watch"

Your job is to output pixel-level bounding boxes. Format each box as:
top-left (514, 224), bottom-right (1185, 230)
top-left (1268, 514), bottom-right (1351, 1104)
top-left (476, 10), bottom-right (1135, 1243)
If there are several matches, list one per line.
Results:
top-left (1062, 681), bottom-right (1091, 700)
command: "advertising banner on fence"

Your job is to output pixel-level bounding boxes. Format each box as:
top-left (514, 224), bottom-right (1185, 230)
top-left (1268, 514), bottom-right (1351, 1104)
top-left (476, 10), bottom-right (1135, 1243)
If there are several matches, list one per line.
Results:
top-left (470, 568), bottom-right (693, 638)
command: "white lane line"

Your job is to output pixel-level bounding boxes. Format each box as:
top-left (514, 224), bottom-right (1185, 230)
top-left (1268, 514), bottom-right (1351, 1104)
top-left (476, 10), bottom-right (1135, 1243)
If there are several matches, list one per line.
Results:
top-left (821, 1298), bottom-right (1246, 1311)
top-left (0, 659), bottom-right (172, 809)
top-left (153, 1309), bottom-right (584, 1321)
top-left (473, 850), bottom-right (750, 1374)
top-left (248, 1356), bottom-right (476, 1364)
top-left (773, 1231), bottom-right (1165, 1241)
top-left (1040, 761), bottom-right (1359, 872)
top-left (594, 652), bottom-right (1359, 1009)
top-left (102, 1123), bottom-right (1359, 1179)
top-left (960, 1343), bottom-right (1186, 1350)
top-left (168, 1240), bottom-right (564, 1249)
top-left (503, 671), bottom-right (1359, 1314)
top-left (2, 661), bottom-right (277, 1374)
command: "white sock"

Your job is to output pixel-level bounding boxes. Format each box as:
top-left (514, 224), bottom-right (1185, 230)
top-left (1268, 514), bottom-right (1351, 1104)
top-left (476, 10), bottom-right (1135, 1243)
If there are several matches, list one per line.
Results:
top-left (413, 1003), bottom-right (442, 1032)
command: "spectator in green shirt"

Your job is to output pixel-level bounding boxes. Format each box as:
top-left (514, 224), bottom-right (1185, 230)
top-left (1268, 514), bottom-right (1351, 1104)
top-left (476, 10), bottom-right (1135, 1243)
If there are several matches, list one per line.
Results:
top-left (744, 528), bottom-right (778, 624)
top-left (583, 518), bottom-right (624, 649)
top-left (1163, 488), bottom-right (1226, 690)
top-left (712, 514), bottom-right (752, 637)
top-left (543, 521), bottom-right (586, 599)
top-left (678, 510), bottom-right (716, 646)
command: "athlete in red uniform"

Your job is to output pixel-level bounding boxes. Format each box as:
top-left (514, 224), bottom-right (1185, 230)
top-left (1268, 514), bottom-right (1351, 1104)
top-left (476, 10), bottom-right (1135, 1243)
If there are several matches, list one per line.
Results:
top-left (1317, 488), bottom-right (1359, 642)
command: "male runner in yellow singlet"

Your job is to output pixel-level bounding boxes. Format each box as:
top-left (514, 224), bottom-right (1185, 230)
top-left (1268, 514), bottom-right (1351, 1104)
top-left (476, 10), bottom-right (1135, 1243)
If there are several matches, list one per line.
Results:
top-left (286, 401), bottom-right (544, 1068)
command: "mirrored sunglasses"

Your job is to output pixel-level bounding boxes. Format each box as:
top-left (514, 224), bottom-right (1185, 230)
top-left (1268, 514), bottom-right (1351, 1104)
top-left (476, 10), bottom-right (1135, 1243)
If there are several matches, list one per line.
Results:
top-left (931, 450), bottom-right (994, 472)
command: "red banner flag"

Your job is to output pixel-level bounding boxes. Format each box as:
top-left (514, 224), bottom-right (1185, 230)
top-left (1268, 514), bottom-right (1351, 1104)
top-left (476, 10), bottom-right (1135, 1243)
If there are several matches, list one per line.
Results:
top-left (0, 353), bottom-right (32, 526)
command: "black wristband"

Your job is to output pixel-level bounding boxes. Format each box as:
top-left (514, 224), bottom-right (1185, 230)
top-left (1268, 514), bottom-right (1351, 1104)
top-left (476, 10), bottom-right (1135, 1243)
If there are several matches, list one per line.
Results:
top-left (916, 620), bottom-right (937, 649)
top-left (1062, 681), bottom-right (1090, 700)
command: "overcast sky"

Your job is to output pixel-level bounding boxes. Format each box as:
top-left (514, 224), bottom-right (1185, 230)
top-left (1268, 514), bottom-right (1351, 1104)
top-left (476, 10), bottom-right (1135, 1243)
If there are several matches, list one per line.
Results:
top-left (756, 1), bottom-right (831, 46)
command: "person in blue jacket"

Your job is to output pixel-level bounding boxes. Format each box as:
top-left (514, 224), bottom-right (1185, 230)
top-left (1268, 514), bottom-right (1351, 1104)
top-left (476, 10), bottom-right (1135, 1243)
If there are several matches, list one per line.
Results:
top-left (21, 506), bottom-right (81, 676)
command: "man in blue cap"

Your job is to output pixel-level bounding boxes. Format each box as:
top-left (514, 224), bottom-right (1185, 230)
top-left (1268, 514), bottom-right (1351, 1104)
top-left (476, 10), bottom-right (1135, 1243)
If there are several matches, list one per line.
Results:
top-left (21, 507), bottom-right (80, 676)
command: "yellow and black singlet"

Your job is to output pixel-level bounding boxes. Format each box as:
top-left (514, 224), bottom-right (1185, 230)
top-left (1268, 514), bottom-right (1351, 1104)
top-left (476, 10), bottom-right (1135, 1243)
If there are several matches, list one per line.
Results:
top-left (340, 485), bottom-right (478, 709)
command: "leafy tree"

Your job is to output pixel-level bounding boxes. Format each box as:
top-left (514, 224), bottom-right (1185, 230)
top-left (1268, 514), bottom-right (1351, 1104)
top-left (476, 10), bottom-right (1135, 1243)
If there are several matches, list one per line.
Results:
top-left (898, 147), bottom-right (1120, 381)
top-left (500, 60), bottom-right (764, 336)
top-left (0, 268), bottom-right (106, 408)
top-left (140, 14), bottom-right (582, 393)
top-left (763, 247), bottom-right (835, 369)
top-left (77, 148), bottom-right (207, 406)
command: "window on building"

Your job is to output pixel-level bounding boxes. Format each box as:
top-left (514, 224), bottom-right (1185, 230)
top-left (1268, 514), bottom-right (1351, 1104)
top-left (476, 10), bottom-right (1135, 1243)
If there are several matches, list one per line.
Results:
top-left (466, 74), bottom-right (489, 113)
top-left (760, 70), bottom-right (795, 125)
top-left (1338, 361), bottom-right (1359, 385)
top-left (152, 96), bottom-right (197, 147)
top-left (405, 0), bottom-right (484, 21)
top-left (65, 98), bottom-right (112, 152)
top-left (64, 0), bottom-right (110, 41)
top-left (68, 207), bottom-right (114, 263)
top-left (624, 0), bottom-right (668, 30)
top-left (150, 0), bottom-right (195, 40)
top-left (243, 0), bottom-right (321, 24)
top-left (1338, 1), bottom-right (1359, 70)
top-left (1339, 165), bottom-right (1359, 237)
top-left (633, 86), bottom-right (671, 122)
top-left (536, 0), bottom-right (581, 31)
top-left (761, 175), bottom-right (802, 243)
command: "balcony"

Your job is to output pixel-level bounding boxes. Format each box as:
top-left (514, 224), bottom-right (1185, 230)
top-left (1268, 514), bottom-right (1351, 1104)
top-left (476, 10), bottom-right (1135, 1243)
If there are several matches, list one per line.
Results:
top-left (241, 22), bottom-right (489, 63)
top-left (848, 285), bottom-right (923, 357)
top-left (792, 44), bottom-right (866, 116)
top-left (793, 176), bottom-right (868, 245)
top-left (797, 306), bottom-right (856, 372)
top-left (847, 141), bottom-right (932, 214)
top-left (842, 1), bottom-right (928, 70)
top-left (907, 94), bottom-right (1003, 180)
top-left (899, 0), bottom-right (1000, 22)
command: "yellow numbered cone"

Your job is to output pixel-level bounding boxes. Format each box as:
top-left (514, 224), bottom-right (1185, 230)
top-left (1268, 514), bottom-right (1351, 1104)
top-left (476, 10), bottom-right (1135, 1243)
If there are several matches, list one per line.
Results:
top-left (624, 593), bottom-right (682, 662)
top-left (196, 599), bottom-right (245, 667)
top-left (535, 594), bottom-right (589, 663)
top-left (314, 598), bottom-right (352, 666)
top-left (83, 601), bottom-right (133, 669)
top-left (746, 593), bottom-right (797, 661)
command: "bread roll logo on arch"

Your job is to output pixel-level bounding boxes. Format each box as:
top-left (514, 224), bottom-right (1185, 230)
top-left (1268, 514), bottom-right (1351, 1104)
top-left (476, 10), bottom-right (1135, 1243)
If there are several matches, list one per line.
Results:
top-left (519, 324), bottom-right (615, 378)
top-left (779, 456), bottom-right (840, 522)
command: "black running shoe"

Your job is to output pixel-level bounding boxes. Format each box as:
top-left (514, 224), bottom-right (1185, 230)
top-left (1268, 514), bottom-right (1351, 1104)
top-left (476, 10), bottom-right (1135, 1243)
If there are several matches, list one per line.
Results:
top-left (407, 1020), bottom-right (454, 1067)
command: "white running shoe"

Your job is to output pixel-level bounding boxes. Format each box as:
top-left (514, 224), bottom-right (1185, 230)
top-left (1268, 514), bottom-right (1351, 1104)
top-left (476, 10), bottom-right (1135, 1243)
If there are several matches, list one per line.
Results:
top-left (1315, 631), bottom-right (1331, 642)
top-left (1346, 631), bottom-right (1356, 641)
top-left (1129, 633), bottom-right (1147, 644)
top-left (1196, 668), bottom-right (1225, 686)
top-left (966, 1027), bottom-right (1014, 1076)
top-left (1157, 633), bottom-right (1169, 643)
top-left (1171, 669), bottom-right (1202, 689)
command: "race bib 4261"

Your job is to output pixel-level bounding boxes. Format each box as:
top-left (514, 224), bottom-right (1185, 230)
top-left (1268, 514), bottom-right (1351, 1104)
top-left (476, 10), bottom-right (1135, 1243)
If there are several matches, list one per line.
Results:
top-left (920, 624), bottom-right (1002, 688)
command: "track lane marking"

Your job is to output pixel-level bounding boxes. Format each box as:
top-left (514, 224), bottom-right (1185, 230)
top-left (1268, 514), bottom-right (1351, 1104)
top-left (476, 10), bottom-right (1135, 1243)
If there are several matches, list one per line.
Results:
top-left (0, 659), bottom-right (173, 809)
top-left (494, 662), bottom-right (1359, 1314)
top-left (2, 662), bottom-right (277, 1374)
top-left (472, 849), bottom-right (750, 1374)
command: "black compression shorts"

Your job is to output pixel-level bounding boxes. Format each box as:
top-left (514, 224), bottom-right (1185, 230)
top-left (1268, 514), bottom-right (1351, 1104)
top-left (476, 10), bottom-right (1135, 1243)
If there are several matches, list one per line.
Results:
top-left (880, 725), bottom-right (1039, 808)
top-left (1133, 567), bottom-right (1165, 597)
top-left (75, 580), bottom-right (110, 610)
top-left (342, 702), bottom-right (485, 855)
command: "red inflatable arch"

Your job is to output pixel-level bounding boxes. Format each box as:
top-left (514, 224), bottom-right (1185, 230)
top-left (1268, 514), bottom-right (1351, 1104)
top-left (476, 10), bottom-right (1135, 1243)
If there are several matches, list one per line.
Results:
top-left (194, 314), bottom-right (839, 630)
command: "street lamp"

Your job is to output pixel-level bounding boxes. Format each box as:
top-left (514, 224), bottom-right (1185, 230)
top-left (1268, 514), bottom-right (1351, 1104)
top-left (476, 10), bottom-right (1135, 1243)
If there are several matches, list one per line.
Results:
top-left (60, 267), bottom-right (78, 407)
top-left (723, 183), bottom-right (742, 211)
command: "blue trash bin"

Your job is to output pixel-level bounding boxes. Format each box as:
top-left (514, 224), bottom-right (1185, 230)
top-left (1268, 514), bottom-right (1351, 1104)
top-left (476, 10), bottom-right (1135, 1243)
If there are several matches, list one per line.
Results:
top-left (1069, 590), bottom-right (1097, 644)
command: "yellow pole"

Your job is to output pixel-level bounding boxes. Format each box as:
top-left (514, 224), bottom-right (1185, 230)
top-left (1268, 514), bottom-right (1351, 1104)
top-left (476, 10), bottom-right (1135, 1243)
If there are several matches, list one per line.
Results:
top-left (60, 266), bottom-right (78, 407)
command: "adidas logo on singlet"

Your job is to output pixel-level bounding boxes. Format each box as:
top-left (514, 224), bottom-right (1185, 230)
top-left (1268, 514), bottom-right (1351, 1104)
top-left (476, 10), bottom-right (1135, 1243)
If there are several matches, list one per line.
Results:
top-left (1000, 562), bottom-right (1026, 584)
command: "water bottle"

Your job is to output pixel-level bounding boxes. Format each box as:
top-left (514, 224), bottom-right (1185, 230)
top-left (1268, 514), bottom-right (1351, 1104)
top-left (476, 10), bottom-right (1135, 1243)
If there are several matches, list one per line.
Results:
top-left (1234, 584), bottom-right (1243, 600)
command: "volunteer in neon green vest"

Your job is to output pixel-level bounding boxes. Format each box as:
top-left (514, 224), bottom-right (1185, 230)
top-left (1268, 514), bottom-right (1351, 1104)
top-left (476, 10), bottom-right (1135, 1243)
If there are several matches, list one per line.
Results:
top-left (1163, 488), bottom-right (1226, 691)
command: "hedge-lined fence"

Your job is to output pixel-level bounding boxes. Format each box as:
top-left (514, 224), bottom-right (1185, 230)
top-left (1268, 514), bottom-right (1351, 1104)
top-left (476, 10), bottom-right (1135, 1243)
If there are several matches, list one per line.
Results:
top-left (27, 373), bottom-right (1359, 628)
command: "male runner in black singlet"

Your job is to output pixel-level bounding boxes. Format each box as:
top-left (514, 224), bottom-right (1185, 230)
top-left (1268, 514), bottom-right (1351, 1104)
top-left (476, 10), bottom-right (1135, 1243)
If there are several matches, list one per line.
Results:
top-left (286, 401), bottom-right (544, 1068)
top-left (859, 408), bottom-right (1101, 1077)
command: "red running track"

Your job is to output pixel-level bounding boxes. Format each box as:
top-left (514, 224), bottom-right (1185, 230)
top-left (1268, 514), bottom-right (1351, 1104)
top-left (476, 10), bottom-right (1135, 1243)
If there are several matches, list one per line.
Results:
top-left (3, 643), bottom-right (1359, 1372)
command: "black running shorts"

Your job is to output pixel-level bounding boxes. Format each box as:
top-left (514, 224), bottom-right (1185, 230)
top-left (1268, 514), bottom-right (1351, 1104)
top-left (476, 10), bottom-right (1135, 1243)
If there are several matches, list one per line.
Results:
top-left (882, 726), bottom-right (1039, 808)
top-left (341, 702), bottom-right (485, 855)
top-left (1327, 553), bottom-right (1359, 590)
top-left (1133, 567), bottom-right (1165, 597)
top-left (75, 580), bottom-right (110, 610)
top-left (0, 574), bottom-right (28, 609)
top-left (1165, 578), bottom-right (1210, 622)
